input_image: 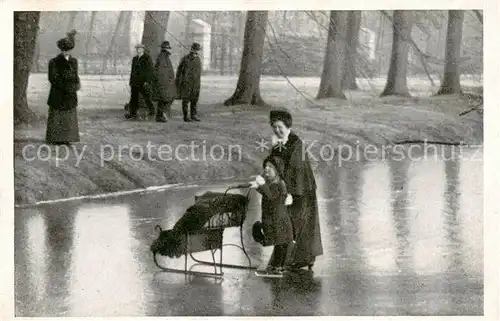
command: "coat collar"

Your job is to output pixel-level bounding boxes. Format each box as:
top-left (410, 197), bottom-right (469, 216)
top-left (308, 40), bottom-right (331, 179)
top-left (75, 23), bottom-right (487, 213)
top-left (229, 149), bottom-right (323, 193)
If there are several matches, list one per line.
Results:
top-left (271, 129), bottom-right (292, 147)
top-left (271, 131), bottom-right (298, 148)
top-left (57, 53), bottom-right (71, 62)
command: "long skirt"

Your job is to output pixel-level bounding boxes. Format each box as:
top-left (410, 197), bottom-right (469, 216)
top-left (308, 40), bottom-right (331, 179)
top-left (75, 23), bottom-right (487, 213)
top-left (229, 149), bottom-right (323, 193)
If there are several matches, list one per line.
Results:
top-left (45, 107), bottom-right (80, 144)
top-left (268, 190), bottom-right (323, 268)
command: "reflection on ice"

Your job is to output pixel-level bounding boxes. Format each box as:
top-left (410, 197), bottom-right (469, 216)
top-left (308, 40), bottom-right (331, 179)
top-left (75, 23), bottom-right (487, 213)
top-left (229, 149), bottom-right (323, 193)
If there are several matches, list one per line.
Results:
top-left (15, 147), bottom-right (483, 316)
top-left (69, 204), bottom-right (146, 316)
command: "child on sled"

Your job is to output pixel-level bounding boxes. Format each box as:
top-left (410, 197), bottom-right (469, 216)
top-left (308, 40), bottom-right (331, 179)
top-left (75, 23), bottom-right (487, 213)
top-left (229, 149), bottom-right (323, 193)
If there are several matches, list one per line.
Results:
top-left (250, 155), bottom-right (294, 275)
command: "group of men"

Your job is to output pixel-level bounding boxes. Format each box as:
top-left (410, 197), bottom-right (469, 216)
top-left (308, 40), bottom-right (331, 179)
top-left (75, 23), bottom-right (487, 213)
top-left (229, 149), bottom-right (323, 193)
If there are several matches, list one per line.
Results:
top-left (126, 41), bottom-right (202, 123)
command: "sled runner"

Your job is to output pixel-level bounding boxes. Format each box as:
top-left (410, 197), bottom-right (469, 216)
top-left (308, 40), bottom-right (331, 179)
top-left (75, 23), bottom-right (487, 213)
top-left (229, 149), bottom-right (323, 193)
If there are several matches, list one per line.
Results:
top-left (151, 185), bottom-right (258, 278)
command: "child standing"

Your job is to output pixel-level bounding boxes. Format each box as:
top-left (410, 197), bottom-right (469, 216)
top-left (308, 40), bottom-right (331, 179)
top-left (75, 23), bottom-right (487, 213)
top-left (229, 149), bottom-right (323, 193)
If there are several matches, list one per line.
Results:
top-left (250, 156), bottom-right (294, 275)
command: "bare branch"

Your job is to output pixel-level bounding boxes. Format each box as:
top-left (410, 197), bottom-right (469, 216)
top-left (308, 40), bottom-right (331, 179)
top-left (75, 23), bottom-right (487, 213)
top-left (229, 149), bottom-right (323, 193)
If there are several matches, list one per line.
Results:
top-left (473, 10), bottom-right (483, 24)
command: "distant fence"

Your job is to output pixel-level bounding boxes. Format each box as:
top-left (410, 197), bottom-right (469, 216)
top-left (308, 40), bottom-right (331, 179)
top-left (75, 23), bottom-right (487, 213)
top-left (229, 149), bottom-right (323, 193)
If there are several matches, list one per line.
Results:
top-left (34, 54), bottom-right (134, 75)
top-left (33, 53), bottom-right (241, 76)
top-left (32, 53), bottom-right (483, 82)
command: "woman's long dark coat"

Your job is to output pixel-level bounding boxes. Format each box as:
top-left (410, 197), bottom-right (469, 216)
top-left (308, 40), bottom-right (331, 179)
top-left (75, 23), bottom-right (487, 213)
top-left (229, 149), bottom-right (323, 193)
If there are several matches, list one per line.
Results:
top-left (46, 54), bottom-right (80, 143)
top-left (175, 53), bottom-right (201, 100)
top-left (152, 50), bottom-right (177, 102)
top-left (268, 131), bottom-right (323, 267)
top-left (256, 179), bottom-right (294, 246)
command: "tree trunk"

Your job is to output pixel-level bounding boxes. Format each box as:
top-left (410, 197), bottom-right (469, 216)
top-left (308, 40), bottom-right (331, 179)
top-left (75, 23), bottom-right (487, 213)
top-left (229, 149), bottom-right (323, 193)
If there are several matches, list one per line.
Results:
top-left (66, 11), bottom-right (78, 31)
top-left (224, 11), bottom-right (268, 106)
top-left (236, 11), bottom-right (246, 74)
top-left (33, 38), bottom-right (40, 72)
top-left (437, 21), bottom-right (444, 59)
top-left (141, 11), bottom-right (170, 63)
top-left (376, 14), bottom-right (385, 76)
top-left (229, 12), bottom-right (237, 74)
top-left (14, 12), bottom-right (40, 125)
top-left (342, 10), bottom-right (362, 90)
top-left (220, 34), bottom-right (226, 75)
top-left (473, 10), bottom-right (483, 25)
top-left (380, 10), bottom-right (414, 97)
top-left (184, 11), bottom-right (192, 53)
top-left (436, 10), bottom-right (465, 95)
top-left (121, 11), bottom-right (132, 56)
top-left (84, 11), bottom-right (97, 74)
top-left (317, 11), bottom-right (347, 100)
top-left (210, 12), bottom-right (218, 70)
top-left (283, 11), bottom-right (287, 32)
top-left (102, 11), bottom-right (126, 73)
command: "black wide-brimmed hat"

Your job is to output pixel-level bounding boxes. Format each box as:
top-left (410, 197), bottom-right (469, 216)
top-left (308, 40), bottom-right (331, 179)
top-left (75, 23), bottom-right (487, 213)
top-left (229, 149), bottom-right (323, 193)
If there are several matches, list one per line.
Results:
top-left (269, 109), bottom-right (293, 128)
top-left (57, 29), bottom-right (77, 51)
top-left (160, 41), bottom-right (171, 49)
top-left (191, 42), bottom-right (201, 51)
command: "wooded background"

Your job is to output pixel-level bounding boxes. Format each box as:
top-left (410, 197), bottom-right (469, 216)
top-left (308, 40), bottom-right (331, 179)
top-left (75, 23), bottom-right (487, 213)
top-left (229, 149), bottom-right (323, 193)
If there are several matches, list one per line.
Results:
top-left (31, 11), bottom-right (482, 77)
top-left (14, 10), bottom-right (483, 122)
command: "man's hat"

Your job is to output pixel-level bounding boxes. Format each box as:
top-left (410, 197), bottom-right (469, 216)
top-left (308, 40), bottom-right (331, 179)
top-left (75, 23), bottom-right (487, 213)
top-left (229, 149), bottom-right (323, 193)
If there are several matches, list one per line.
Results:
top-left (160, 41), bottom-right (171, 49)
top-left (135, 43), bottom-right (145, 49)
top-left (191, 42), bottom-right (201, 51)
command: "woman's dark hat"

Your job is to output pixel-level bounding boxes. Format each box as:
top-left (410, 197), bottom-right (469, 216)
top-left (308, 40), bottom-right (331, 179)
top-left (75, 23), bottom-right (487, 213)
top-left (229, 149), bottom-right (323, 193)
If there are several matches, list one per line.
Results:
top-left (160, 41), bottom-right (171, 49)
top-left (263, 155), bottom-right (286, 179)
top-left (270, 109), bottom-right (293, 128)
top-left (57, 29), bottom-right (77, 51)
top-left (191, 43), bottom-right (201, 51)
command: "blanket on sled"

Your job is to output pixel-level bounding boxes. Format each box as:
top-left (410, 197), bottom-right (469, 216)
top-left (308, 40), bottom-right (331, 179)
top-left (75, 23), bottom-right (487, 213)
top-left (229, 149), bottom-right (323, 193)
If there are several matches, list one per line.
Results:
top-left (151, 192), bottom-right (248, 258)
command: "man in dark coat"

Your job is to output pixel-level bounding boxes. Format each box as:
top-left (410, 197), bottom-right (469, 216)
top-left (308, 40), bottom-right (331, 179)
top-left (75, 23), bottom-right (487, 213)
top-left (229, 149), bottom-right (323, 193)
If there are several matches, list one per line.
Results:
top-left (152, 41), bottom-right (176, 123)
top-left (126, 44), bottom-right (155, 120)
top-left (46, 29), bottom-right (81, 145)
top-left (176, 43), bottom-right (202, 122)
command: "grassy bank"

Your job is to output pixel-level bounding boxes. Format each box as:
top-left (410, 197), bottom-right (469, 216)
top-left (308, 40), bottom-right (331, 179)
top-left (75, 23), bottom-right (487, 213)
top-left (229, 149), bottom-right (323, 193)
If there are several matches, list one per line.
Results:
top-left (14, 74), bottom-right (483, 206)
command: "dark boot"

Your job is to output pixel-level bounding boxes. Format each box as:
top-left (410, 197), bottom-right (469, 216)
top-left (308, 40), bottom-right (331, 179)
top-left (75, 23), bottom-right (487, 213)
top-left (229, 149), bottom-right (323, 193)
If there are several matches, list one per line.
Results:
top-left (182, 100), bottom-right (191, 122)
top-left (165, 100), bottom-right (173, 118)
top-left (190, 100), bottom-right (200, 121)
top-left (156, 101), bottom-right (167, 122)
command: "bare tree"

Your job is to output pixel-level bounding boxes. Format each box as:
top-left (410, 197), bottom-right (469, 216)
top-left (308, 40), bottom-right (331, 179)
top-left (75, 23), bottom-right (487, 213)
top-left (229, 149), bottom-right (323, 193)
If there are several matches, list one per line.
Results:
top-left (66, 11), bottom-right (78, 31)
top-left (224, 11), bottom-right (268, 106)
top-left (210, 11), bottom-right (218, 69)
top-left (317, 11), bottom-right (348, 99)
top-left (141, 11), bottom-right (170, 62)
top-left (436, 10), bottom-right (465, 95)
top-left (380, 10), bottom-right (414, 97)
top-left (14, 12), bottom-right (41, 125)
top-left (102, 11), bottom-right (126, 72)
top-left (83, 11), bottom-right (97, 73)
top-left (220, 34), bottom-right (226, 75)
top-left (342, 10), bottom-right (362, 90)
top-left (376, 14), bottom-right (387, 75)
top-left (184, 11), bottom-right (193, 52)
top-left (473, 10), bottom-right (483, 25)
top-left (33, 36), bottom-right (41, 72)
top-left (122, 11), bottom-right (133, 56)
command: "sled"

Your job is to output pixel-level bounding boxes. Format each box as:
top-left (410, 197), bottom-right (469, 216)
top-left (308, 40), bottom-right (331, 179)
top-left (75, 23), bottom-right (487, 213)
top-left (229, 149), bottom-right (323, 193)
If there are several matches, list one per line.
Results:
top-left (151, 185), bottom-right (259, 278)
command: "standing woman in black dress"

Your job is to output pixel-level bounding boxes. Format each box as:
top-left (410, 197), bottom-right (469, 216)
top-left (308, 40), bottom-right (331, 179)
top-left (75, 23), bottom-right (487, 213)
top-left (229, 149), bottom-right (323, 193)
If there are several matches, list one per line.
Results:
top-left (45, 30), bottom-right (81, 145)
top-left (267, 109), bottom-right (324, 270)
